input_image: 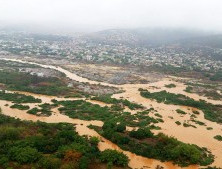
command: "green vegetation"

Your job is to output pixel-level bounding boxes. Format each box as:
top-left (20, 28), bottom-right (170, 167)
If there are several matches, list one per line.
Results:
top-left (183, 123), bottom-right (196, 128)
top-left (10, 104), bottom-right (30, 110)
top-left (25, 99), bottom-right (160, 131)
top-left (184, 86), bottom-right (193, 93)
top-left (185, 82), bottom-right (222, 100)
top-left (175, 121), bottom-right (181, 125)
top-left (27, 103), bottom-right (56, 116)
top-left (210, 71), bottom-right (222, 81)
top-left (185, 82), bottom-right (218, 89)
top-left (100, 150), bottom-right (129, 167)
top-left (154, 113), bottom-right (162, 118)
top-left (192, 110), bottom-right (200, 115)
top-left (190, 114), bottom-right (197, 119)
top-left (176, 109), bottom-right (187, 115)
top-left (53, 100), bottom-right (158, 128)
top-left (54, 100), bottom-right (117, 121)
top-left (129, 128), bottom-right (153, 139)
top-left (214, 135), bottom-right (222, 141)
top-left (0, 70), bottom-right (77, 96)
top-left (91, 120), bottom-right (214, 167)
top-left (204, 90), bottom-right (222, 100)
top-left (203, 167), bottom-right (222, 169)
top-left (165, 83), bottom-right (176, 88)
top-left (191, 119), bottom-right (206, 126)
top-left (139, 89), bottom-right (222, 124)
top-left (0, 114), bottom-right (129, 169)
top-left (0, 91), bottom-right (41, 103)
top-left (207, 127), bottom-right (213, 130)
top-left (91, 95), bottom-right (144, 110)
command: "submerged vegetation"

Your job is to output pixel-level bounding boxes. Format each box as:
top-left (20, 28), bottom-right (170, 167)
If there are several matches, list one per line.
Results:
top-left (91, 95), bottom-right (144, 110)
top-left (10, 104), bottom-right (30, 110)
top-left (54, 99), bottom-right (161, 128)
top-left (90, 120), bottom-right (214, 167)
top-left (165, 83), bottom-right (176, 88)
top-left (0, 91), bottom-right (41, 103)
top-left (27, 103), bottom-right (57, 116)
top-left (139, 89), bottom-right (222, 124)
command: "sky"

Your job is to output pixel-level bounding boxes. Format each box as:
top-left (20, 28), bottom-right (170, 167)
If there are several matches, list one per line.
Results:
top-left (0, 0), bottom-right (222, 33)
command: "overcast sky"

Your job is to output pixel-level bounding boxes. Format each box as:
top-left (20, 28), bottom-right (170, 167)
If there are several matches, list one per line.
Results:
top-left (0, 0), bottom-right (222, 33)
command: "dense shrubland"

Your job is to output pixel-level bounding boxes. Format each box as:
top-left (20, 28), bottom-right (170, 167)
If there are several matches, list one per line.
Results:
top-left (0, 114), bottom-right (129, 169)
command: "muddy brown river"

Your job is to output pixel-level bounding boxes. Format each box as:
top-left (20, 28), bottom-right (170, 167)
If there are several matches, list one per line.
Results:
top-left (0, 57), bottom-right (222, 168)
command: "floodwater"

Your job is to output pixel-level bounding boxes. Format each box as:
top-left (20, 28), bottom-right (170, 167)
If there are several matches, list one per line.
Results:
top-left (0, 57), bottom-right (222, 168)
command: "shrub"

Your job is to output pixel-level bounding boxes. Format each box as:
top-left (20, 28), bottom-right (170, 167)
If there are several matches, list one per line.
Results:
top-left (100, 149), bottom-right (129, 167)
top-left (38, 156), bottom-right (62, 169)
top-left (9, 146), bottom-right (41, 164)
top-left (89, 136), bottom-right (100, 146)
top-left (175, 121), bottom-right (181, 125)
top-left (165, 84), bottom-right (176, 88)
top-left (214, 135), bottom-right (222, 141)
top-left (129, 128), bottom-right (153, 139)
top-left (10, 104), bottom-right (30, 110)
top-left (193, 110), bottom-right (200, 115)
top-left (116, 123), bottom-right (126, 133)
top-left (79, 156), bottom-right (90, 169)
top-left (0, 126), bottom-right (21, 140)
top-left (176, 109), bottom-right (187, 115)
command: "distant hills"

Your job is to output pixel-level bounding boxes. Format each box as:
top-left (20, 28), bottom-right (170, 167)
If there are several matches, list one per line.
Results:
top-left (178, 34), bottom-right (222, 48)
top-left (83, 28), bottom-right (222, 48)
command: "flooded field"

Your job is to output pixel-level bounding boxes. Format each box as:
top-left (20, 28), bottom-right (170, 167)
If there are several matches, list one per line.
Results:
top-left (0, 57), bottom-right (222, 168)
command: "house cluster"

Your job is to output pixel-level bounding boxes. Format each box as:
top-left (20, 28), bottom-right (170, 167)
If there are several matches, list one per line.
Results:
top-left (0, 31), bottom-right (221, 72)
